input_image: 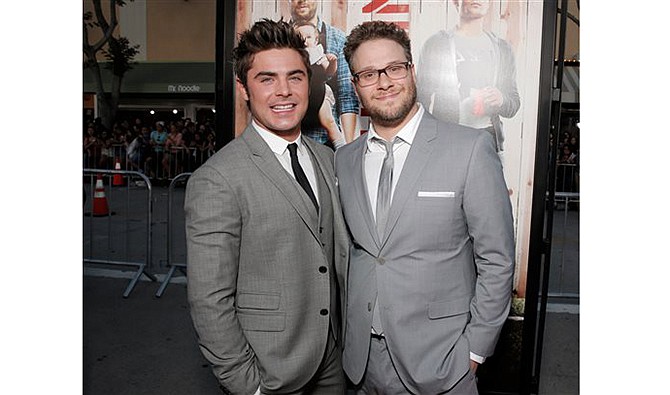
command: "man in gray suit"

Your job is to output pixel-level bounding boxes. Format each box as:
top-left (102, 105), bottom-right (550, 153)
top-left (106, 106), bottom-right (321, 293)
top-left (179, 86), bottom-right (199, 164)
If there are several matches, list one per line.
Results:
top-left (336, 21), bottom-right (515, 394)
top-left (185, 19), bottom-right (349, 394)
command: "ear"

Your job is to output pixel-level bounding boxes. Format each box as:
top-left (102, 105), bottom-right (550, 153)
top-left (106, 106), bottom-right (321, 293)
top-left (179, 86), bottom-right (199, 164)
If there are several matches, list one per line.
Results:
top-left (236, 78), bottom-right (249, 101)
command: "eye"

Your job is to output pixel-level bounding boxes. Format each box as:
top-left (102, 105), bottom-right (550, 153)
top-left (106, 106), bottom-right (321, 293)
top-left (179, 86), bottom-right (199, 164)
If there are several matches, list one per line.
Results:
top-left (388, 65), bottom-right (404, 73)
top-left (259, 77), bottom-right (274, 84)
top-left (359, 71), bottom-right (377, 81)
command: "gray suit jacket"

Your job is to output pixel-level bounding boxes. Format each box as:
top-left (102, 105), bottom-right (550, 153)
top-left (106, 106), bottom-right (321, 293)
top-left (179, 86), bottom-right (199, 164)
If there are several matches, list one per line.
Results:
top-left (335, 112), bottom-right (514, 394)
top-left (185, 125), bottom-right (349, 394)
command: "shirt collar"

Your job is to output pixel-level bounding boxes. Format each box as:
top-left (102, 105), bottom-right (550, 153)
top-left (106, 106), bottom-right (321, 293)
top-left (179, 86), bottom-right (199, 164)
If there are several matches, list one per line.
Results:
top-left (252, 120), bottom-right (304, 155)
top-left (367, 104), bottom-right (425, 148)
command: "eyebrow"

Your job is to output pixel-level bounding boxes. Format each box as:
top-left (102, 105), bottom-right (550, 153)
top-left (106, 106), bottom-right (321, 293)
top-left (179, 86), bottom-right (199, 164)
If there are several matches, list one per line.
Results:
top-left (253, 69), bottom-right (307, 79)
top-left (357, 60), bottom-right (408, 72)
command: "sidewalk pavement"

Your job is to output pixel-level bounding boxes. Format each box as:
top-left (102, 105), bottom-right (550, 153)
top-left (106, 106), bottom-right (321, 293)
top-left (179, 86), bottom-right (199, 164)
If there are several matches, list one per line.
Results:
top-left (84, 271), bottom-right (578, 395)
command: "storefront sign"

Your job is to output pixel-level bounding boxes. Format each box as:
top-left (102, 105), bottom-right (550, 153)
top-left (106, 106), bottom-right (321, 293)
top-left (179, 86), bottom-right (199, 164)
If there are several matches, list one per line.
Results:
top-left (167, 84), bottom-right (202, 93)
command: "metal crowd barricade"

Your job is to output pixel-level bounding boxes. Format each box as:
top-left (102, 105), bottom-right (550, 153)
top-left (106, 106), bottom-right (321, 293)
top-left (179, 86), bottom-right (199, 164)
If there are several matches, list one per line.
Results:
top-left (555, 163), bottom-right (578, 193)
top-left (550, 191), bottom-right (579, 300)
top-left (156, 172), bottom-right (192, 297)
top-left (542, 160), bottom-right (580, 301)
top-left (84, 145), bottom-right (212, 182)
top-left (83, 168), bottom-right (157, 297)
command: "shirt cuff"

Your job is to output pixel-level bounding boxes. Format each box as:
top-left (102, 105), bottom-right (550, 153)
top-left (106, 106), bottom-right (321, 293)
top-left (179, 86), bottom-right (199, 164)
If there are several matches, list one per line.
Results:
top-left (470, 352), bottom-right (486, 364)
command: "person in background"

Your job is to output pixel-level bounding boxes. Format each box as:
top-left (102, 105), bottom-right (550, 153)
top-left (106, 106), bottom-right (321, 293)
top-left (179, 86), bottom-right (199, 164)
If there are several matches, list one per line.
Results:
top-left (337, 21), bottom-right (515, 394)
top-left (162, 123), bottom-right (188, 177)
top-left (184, 18), bottom-right (349, 395)
top-left (289, 0), bottom-right (359, 146)
top-left (147, 121), bottom-right (168, 178)
top-left (417, 0), bottom-right (520, 163)
top-left (294, 21), bottom-right (345, 150)
top-left (83, 125), bottom-right (100, 168)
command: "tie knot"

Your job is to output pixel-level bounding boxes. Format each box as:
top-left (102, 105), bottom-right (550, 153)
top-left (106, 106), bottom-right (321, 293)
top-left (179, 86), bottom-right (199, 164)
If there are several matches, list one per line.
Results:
top-left (287, 142), bottom-right (299, 156)
top-left (374, 137), bottom-right (397, 154)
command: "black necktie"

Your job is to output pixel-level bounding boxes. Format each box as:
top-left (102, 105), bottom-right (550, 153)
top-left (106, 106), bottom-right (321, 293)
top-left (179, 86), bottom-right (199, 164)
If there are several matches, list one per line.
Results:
top-left (287, 143), bottom-right (319, 212)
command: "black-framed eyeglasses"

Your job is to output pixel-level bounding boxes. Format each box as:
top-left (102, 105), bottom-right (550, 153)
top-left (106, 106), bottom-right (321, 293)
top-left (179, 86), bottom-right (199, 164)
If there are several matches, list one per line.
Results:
top-left (352, 61), bottom-right (412, 87)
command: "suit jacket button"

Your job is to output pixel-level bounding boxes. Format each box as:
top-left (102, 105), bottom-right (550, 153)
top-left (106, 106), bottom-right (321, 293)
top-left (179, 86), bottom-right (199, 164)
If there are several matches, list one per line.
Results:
top-left (320, 309), bottom-right (329, 316)
top-left (367, 302), bottom-right (372, 311)
top-left (378, 257), bottom-right (385, 265)
top-left (319, 266), bottom-right (328, 273)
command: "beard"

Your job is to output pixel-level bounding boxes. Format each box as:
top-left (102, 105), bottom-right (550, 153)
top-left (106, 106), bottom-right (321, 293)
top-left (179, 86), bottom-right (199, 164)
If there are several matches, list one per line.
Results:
top-left (363, 83), bottom-right (417, 129)
top-left (291, 4), bottom-right (317, 22)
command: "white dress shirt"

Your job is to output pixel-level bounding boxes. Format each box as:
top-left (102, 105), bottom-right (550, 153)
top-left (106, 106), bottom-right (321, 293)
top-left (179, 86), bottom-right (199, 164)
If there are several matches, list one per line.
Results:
top-left (253, 121), bottom-right (319, 206)
top-left (364, 105), bottom-right (424, 218)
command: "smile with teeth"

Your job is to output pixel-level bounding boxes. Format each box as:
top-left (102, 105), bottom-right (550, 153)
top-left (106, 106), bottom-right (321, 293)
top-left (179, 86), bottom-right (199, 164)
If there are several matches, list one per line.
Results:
top-left (271, 104), bottom-right (296, 111)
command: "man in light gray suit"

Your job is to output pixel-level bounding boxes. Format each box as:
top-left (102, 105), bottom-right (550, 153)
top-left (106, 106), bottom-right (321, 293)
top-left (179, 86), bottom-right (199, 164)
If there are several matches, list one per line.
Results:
top-left (185, 19), bottom-right (348, 395)
top-left (336, 21), bottom-right (515, 394)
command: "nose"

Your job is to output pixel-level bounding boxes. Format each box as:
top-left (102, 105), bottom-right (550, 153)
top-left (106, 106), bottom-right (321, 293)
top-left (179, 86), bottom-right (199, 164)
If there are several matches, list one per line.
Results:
top-left (276, 77), bottom-right (291, 96)
top-left (377, 70), bottom-right (394, 88)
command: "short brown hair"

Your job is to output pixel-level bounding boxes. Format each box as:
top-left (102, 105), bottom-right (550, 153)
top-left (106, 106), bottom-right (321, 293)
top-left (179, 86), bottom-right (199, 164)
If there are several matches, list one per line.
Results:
top-left (232, 18), bottom-right (311, 87)
top-left (343, 21), bottom-right (412, 70)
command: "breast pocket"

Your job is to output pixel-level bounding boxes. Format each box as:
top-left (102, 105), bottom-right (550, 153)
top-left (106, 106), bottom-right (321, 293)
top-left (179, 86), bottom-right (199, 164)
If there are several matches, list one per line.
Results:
top-left (412, 191), bottom-right (460, 235)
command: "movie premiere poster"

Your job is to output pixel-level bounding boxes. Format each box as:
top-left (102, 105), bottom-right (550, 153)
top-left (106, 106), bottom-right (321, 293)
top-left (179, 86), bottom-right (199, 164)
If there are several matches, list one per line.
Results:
top-left (235, 0), bottom-right (543, 298)
top-left (235, 0), bottom-right (543, 391)
top-left (232, 1), bottom-right (546, 390)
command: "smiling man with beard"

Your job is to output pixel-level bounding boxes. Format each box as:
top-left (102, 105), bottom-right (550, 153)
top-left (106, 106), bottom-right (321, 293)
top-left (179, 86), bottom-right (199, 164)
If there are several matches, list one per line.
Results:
top-left (336, 21), bottom-right (515, 394)
top-left (185, 19), bottom-right (349, 395)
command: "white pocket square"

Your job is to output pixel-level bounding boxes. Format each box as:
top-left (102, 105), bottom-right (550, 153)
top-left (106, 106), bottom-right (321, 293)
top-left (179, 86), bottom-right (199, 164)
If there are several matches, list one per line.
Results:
top-left (417, 191), bottom-right (455, 198)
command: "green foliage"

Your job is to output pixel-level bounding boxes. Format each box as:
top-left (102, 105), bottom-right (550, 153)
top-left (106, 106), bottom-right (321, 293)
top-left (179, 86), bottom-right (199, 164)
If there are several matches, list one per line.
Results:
top-left (102, 36), bottom-right (140, 76)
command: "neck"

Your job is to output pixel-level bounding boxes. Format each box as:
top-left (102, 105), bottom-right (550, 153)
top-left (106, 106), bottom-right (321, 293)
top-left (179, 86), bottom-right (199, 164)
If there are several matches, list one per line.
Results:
top-left (456, 18), bottom-right (485, 36)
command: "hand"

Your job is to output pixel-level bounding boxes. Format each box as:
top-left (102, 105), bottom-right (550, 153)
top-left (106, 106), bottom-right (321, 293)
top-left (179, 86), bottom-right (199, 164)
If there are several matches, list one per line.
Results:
top-left (469, 359), bottom-right (479, 373)
top-left (482, 86), bottom-right (504, 109)
top-left (325, 53), bottom-right (338, 76)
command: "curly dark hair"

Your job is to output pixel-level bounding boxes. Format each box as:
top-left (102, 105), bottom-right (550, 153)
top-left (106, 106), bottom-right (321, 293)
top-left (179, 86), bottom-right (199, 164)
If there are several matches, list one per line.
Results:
top-left (232, 18), bottom-right (311, 87)
top-left (343, 21), bottom-right (412, 71)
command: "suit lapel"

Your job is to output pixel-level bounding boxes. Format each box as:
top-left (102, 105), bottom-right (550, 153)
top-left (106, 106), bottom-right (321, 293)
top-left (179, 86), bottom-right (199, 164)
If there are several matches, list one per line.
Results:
top-left (379, 114), bottom-right (438, 249)
top-left (242, 126), bottom-right (320, 239)
top-left (349, 136), bottom-right (381, 251)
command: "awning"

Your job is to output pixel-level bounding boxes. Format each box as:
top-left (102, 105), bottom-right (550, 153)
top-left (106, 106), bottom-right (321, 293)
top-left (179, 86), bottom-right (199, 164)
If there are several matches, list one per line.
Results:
top-left (554, 62), bottom-right (579, 103)
top-left (83, 62), bottom-right (215, 94)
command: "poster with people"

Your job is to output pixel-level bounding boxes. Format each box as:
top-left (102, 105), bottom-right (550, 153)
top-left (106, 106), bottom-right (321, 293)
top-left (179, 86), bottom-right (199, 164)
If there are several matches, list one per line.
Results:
top-left (233, 0), bottom-right (543, 303)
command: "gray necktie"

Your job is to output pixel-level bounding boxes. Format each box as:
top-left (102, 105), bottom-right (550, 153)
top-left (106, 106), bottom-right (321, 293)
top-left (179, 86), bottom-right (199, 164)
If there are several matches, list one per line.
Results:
top-left (372, 137), bottom-right (397, 335)
top-left (375, 138), bottom-right (397, 239)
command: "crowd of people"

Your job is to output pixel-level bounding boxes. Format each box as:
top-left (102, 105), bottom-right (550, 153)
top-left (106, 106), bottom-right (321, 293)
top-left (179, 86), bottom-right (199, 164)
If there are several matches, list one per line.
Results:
top-left (83, 117), bottom-right (217, 180)
top-left (558, 130), bottom-right (579, 165)
top-left (554, 121), bottom-right (580, 193)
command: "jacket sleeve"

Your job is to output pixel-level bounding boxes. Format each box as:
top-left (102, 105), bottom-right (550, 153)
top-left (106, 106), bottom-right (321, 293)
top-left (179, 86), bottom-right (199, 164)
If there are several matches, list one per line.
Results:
top-left (185, 165), bottom-right (260, 395)
top-left (496, 38), bottom-right (521, 119)
top-left (462, 132), bottom-right (515, 357)
top-left (416, 34), bottom-right (441, 111)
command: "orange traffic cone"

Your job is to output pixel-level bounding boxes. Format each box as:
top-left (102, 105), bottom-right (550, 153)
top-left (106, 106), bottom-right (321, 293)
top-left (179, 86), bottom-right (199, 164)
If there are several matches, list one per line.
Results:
top-left (92, 175), bottom-right (110, 216)
top-left (113, 158), bottom-right (124, 186)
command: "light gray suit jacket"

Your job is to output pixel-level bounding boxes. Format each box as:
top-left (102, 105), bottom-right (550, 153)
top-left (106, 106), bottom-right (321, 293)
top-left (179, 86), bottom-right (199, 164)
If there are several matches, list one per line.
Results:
top-left (185, 125), bottom-right (349, 394)
top-left (335, 112), bottom-right (514, 394)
